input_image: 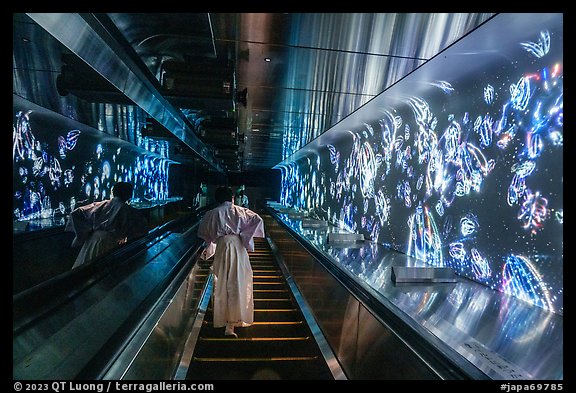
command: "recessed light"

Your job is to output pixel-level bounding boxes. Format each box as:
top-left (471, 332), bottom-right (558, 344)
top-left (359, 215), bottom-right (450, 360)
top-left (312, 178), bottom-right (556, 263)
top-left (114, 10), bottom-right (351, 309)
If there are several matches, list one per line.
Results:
top-left (264, 57), bottom-right (271, 62)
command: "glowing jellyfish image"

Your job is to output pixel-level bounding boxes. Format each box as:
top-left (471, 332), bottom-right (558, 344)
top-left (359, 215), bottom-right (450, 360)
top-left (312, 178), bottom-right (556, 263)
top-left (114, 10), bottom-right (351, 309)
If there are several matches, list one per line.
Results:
top-left (507, 162), bottom-right (533, 206)
top-left (443, 121), bottom-right (461, 163)
top-left (58, 135), bottom-right (67, 159)
top-left (409, 96), bottom-right (434, 129)
top-left (339, 202), bottom-right (357, 232)
top-left (484, 84), bottom-right (495, 104)
top-left (395, 148), bottom-right (406, 170)
top-left (96, 144), bottom-right (103, 159)
top-left (460, 213), bottom-right (478, 236)
top-left (85, 182), bottom-right (92, 198)
top-left (394, 135), bottom-right (404, 152)
top-left (101, 161), bottom-right (111, 180)
top-left (13, 110), bottom-right (37, 161)
top-left (526, 132), bottom-right (544, 159)
top-left (518, 190), bottom-right (548, 234)
top-left (435, 200), bottom-right (444, 216)
top-left (555, 209), bottom-right (563, 224)
top-left (520, 30), bottom-right (550, 58)
top-left (416, 174), bottom-right (424, 191)
top-left (497, 125), bottom-right (517, 149)
top-left (549, 130), bottom-right (563, 146)
top-left (431, 80), bottom-right (455, 94)
top-left (401, 180), bottom-right (412, 208)
top-left (454, 142), bottom-right (490, 195)
top-left (93, 176), bottom-right (101, 200)
top-left (358, 141), bottom-right (377, 198)
top-left (32, 156), bottom-right (44, 177)
top-left (409, 97), bottom-right (439, 165)
top-left (327, 144), bottom-right (340, 172)
top-left (374, 189), bottom-right (391, 226)
top-left (65, 129), bottom-right (81, 150)
top-left (513, 158), bottom-right (537, 179)
top-left (449, 242), bottom-right (466, 261)
top-left (407, 204), bottom-right (443, 267)
top-left (40, 196), bottom-right (52, 219)
top-left (478, 114), bottom-right (494, 148)
top-left (470, 248), bottom-right (492, 280)
top-left (378, 110), bottom-right (400, 174)
top-left (48, 157), bottom-right (62, 186)
top-left (501, 255), bottom-right (554, 312)
top-left (510, 77), bottom-right (531, 111)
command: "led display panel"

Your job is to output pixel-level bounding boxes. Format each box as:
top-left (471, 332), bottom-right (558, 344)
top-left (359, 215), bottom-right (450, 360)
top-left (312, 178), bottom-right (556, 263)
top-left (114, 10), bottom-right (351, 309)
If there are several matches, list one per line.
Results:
top-left (277, 13), bottom-right (563, 314)
top-left (13, 96), bottom-right (177, 228)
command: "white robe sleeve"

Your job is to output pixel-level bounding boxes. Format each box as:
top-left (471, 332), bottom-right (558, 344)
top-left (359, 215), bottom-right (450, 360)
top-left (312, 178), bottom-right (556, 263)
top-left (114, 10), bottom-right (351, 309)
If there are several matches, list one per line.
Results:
top-left (197, 209), bottom-right (218, 259)
top-left (65, 201), bottom-right (100, 247)
top-left (237, 209), bottom-right (265, 252)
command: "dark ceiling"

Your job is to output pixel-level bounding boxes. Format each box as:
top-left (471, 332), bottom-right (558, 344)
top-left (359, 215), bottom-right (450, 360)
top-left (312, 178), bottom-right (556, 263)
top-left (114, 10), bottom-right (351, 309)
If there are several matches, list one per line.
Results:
top-left (21, 12), bottom-right (496, 175)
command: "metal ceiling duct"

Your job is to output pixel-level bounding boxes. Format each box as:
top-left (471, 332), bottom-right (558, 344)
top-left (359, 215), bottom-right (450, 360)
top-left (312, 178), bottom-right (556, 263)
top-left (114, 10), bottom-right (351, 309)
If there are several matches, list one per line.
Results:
top-left (26, 12), bottom-right (224, 173)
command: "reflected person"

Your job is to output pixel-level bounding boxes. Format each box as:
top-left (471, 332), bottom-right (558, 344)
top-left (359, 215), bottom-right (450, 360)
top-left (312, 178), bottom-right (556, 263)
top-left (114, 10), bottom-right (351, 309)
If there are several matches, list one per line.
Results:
top-left (65, 181), bottom-right (149, 269)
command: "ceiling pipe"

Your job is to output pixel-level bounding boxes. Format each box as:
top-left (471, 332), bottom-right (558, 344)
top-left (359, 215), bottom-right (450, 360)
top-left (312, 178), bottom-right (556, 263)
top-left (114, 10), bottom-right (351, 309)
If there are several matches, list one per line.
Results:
top-left (26, 12), bottom-right (225, 173)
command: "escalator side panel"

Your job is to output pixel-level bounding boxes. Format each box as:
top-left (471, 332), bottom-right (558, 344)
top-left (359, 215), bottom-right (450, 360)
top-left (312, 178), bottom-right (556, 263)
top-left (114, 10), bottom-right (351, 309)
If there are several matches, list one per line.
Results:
top-left (13, 229), bottom-right (201, 380)
top-left (118, 260), bottom-right (212, 380)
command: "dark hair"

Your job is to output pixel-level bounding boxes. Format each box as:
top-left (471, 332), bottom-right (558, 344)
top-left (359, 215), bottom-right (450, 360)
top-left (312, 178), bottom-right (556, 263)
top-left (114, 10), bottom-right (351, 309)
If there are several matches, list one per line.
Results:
top-left (112, 182), bottom-right (134, 202)
top-left (215, 186), bottom-right (234, 203)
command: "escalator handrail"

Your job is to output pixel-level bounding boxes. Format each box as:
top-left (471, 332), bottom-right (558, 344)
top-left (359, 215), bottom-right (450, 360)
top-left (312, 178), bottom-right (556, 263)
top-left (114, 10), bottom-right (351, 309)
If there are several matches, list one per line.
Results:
top-left (13, 211), bottom-right (200, 333)
top-left (13, 213), bottom-right (211, 380)
top-left (76, 238), bottom-right (206, 379)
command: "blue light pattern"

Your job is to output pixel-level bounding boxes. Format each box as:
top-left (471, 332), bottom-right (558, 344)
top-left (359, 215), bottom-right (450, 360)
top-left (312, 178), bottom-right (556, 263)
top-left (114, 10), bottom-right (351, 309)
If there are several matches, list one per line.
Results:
top-left (13, 110), bottom-right (175, 223)
top-left (279, 27), bottom-right (563, 313)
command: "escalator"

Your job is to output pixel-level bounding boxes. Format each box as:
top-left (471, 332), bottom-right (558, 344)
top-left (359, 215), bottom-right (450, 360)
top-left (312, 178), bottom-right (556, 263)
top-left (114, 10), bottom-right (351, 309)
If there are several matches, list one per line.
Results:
top-left (184, 237), bottom-right (337, 380)
top-left (13, 211), bottom-right (205, 380)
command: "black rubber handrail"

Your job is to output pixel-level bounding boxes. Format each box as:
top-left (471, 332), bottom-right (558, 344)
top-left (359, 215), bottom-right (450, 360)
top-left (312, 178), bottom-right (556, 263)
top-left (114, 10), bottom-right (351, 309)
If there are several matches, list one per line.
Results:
top-left (13, 211), bottom-right (201, 335)
top-left (13, 207), bottom-right (213, 381)
top-left (76, 238), bottom-right (205, 380)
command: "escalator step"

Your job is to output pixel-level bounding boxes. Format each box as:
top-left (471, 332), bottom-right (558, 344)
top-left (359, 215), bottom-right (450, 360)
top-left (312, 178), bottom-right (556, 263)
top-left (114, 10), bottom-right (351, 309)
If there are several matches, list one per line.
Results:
top-left (193, 356), bottom-right (318, 362)
top-left (198, 323), bottom-right (310, 339)
top-left (205, 310), bottom-right (301, 323)
top-left (186, 357), bottom-right (332, 380)
top-left (193, 337), bottom-right (317, 358)
top-left (254, 299), bottom-right (293, 308)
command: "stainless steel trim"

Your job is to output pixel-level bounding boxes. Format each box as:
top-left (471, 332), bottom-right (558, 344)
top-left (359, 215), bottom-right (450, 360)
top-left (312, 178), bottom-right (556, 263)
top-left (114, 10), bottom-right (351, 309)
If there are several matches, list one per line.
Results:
top-left (26, 12), bottom-right (224, 173)
top-left (173, 274), bottom-right (213, 380)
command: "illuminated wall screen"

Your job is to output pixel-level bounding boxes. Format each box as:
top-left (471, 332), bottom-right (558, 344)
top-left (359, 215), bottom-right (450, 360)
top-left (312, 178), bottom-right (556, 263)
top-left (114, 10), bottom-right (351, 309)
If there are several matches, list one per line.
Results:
top-left (13, 100), bottom-right (175, 226)
top-left (279, 14), bottom-right (563, 314)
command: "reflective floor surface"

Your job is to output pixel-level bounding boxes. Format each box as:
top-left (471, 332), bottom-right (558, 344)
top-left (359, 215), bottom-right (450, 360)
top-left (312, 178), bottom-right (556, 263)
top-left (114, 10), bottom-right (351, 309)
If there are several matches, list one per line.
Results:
top-left (273, 211), bottom-right (563, 380)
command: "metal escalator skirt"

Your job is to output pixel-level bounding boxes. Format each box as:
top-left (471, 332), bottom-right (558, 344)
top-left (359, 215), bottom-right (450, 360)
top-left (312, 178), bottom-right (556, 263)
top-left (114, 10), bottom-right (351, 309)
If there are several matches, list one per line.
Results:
top-left (173, 274), bottom-right (214, 380)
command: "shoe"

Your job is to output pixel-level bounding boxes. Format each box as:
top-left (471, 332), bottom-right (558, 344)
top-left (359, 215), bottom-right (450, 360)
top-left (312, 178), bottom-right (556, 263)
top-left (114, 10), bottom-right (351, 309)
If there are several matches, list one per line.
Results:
top-left (224, 325), bottom-right (238, 338)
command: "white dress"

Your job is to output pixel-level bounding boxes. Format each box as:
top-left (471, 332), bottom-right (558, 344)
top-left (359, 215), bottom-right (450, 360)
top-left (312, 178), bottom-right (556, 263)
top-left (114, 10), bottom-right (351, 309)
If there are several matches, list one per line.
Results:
top-left (65, 197), bottom-right (148, 269)
top-left (197, 201), bottom-right (265, 328)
